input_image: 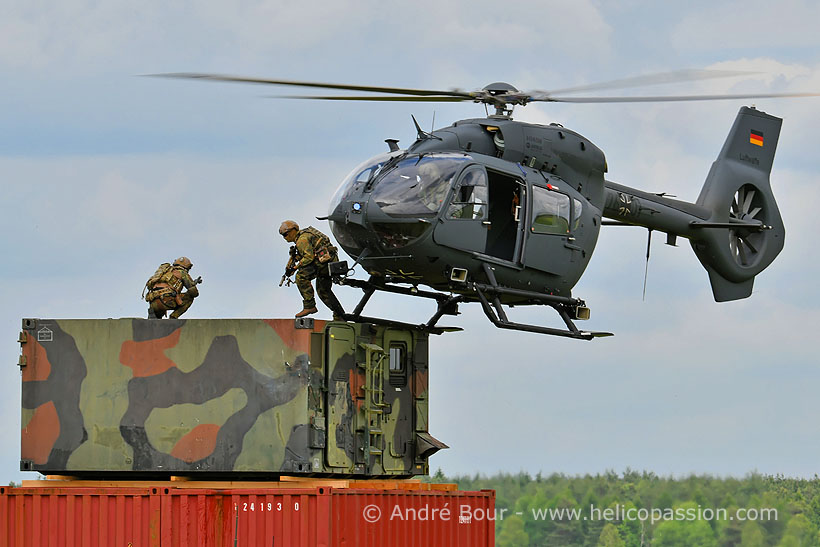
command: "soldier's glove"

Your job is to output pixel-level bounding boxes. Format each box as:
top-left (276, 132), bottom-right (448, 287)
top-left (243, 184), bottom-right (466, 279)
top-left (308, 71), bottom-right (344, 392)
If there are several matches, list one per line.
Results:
top-left (194, 276), bottom-right (203, 285)
top-left (279, 274), bottom-right (293, 287)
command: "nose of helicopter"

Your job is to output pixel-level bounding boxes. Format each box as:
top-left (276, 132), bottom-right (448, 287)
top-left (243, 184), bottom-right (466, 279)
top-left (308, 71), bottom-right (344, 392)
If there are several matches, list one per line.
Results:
top-left (328, 152), bottom-right (469, 257)
top-left (329, 196), bottom-right (435, 257)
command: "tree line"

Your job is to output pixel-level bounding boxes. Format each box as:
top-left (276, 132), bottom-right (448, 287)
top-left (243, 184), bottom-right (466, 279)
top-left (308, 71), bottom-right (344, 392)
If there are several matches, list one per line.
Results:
top-left (427, 470), bottom-right (820, 546)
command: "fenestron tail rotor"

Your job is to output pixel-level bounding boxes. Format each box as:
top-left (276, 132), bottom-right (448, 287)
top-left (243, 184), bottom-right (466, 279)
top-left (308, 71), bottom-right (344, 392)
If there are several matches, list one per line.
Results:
top-left (728, 184), bottom-right (765, 267)
top-left (690, 107), bottom-right (785, 302)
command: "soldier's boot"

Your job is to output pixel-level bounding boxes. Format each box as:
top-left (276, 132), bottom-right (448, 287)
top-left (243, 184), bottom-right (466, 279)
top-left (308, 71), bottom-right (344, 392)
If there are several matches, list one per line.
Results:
top-left (295, 307), bottom-right (318, 318)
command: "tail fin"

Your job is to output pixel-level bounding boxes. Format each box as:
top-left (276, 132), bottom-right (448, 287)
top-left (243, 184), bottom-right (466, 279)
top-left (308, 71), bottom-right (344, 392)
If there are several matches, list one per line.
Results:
top-left (690, 107), bottom-right (785, 301)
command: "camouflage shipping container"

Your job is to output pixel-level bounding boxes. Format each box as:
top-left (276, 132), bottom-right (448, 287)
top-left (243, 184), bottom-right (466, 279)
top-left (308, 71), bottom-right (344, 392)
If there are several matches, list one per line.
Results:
top-left (18, 318), bottom-right (446, 478)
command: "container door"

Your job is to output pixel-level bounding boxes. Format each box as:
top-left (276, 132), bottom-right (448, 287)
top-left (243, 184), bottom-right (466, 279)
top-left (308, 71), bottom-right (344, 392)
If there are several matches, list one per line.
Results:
top-left (325, 324), bottom-right (357, 469)
top-left (381, 328), bottom-right (415, 473)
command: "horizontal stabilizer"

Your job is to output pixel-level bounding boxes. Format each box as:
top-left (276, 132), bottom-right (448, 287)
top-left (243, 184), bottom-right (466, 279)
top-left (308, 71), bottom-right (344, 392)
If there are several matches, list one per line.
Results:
top-left (585, 331), bottom-right (615, 338)
top-left (705, 264), bottom-right (754, 302)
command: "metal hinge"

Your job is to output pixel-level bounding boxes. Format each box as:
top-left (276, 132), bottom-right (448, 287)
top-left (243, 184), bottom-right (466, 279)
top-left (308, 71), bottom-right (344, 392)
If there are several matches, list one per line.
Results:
top-left (18, 355), bottom-right (27, 369)
top-left (295, 317), bottom-right (315, 329)
top-left (18, 331), bottom-right (27, 344)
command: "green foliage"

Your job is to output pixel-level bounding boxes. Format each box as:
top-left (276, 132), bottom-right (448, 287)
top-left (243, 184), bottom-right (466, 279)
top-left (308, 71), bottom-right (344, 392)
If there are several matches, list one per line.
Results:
top-left (598, 523), bottom-right (625, 547)
top-left (741, 520), bottom-right (767, 547)
top-left (424, 471), bottom-right (820, 547)
top-left (430, 467), bottom-right (446, 483)
top-left (653, 503), bottom-right (717, 547)
top-left (497, 514), bottom-right (529, 547)
top-left (777, 513), bottom-right (820, 547)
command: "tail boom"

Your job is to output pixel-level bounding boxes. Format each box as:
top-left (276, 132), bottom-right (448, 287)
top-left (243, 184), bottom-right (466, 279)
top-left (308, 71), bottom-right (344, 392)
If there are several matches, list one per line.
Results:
top-left (602, 106), bottom-right (785, 301)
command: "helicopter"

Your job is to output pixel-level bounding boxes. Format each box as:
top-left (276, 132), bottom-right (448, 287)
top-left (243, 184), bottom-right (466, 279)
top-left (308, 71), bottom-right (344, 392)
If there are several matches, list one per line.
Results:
top-left (160, 71), bottom-right (819, 339)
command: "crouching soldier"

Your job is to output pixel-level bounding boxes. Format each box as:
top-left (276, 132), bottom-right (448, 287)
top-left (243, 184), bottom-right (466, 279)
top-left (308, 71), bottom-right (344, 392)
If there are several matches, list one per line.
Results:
top-left (279, 220), bottom-right (345, 319)
top-left (144, 257), bottom-right (202, 319)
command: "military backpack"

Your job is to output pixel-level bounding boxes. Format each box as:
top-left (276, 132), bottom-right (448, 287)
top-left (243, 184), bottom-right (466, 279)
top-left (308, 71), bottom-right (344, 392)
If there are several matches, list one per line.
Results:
top-left (300, 226), bottom-right (338, 264)
top-left (143, 263), bottom-right (183, 301)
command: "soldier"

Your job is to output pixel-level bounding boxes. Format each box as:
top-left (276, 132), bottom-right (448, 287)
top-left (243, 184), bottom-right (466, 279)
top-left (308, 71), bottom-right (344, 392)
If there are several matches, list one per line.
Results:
top-left (144, 257), bottom-right (202, 319)
top-left (279, 220), bottom-right (345, 319)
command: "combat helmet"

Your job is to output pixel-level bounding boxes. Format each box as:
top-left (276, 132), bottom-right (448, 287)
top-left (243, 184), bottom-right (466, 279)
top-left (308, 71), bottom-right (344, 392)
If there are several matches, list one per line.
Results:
top-left (173, 256), bottom-right (193, 270)
top-left (279, 220), bottom-right (300, 237)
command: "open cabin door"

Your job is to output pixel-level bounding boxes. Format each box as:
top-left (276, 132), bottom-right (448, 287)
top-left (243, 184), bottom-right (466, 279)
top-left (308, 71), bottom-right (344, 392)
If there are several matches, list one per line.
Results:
top-left (434, 165), bottom-right (526, 264)
top-left (484, 169), bottom-right (525, 263)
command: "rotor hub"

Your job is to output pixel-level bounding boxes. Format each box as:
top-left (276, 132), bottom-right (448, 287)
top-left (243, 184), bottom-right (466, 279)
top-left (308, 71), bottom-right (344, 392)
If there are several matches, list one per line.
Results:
top-left (482, 82), bottom-right (519, 95)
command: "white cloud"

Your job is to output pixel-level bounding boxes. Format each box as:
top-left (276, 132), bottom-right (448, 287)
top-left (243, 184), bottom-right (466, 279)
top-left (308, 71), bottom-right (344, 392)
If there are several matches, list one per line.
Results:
top-left (671, 0), bottom-right (820, 51)
top-left (0, 0), bottom-right (615, 76)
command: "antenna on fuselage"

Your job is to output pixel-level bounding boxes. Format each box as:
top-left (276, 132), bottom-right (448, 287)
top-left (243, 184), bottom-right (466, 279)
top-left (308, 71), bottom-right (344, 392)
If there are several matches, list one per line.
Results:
top-left (642, 229), bottom-right (652, 301)
top-left (411, 115), bottom-right (440, 141)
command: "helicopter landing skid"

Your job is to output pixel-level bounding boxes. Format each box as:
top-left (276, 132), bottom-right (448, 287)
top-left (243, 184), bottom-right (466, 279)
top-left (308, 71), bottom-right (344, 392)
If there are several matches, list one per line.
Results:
top-left (472, 285), bottom-right (608, 340)
top-left (338, 276), bottom-right (466, 335)
top-left (336, 271), bottom-right (613, 340)
top-left (473, 263), bottom-right (613, 340)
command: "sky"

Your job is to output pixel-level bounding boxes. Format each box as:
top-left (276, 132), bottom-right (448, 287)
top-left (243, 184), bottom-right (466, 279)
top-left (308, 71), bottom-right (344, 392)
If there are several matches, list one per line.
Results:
top-left (2, 0), bottom-right (820, 485)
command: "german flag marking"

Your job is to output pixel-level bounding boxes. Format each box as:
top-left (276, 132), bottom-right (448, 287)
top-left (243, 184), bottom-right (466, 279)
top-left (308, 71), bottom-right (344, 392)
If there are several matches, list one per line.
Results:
top-left (750, 129), bottom-right (764, 147)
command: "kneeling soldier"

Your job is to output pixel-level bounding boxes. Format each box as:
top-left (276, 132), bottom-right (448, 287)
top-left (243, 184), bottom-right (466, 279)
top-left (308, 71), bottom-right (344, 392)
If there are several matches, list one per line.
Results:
top-left (144, 257), bottom-right (201, 319)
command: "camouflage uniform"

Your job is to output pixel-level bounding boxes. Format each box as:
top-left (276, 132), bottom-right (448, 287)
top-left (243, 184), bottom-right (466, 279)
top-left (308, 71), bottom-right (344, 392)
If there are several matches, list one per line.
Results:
top-left (146, 263), bottom-right (200, 319)
top-left (290, 227), bottom-right (344, 318)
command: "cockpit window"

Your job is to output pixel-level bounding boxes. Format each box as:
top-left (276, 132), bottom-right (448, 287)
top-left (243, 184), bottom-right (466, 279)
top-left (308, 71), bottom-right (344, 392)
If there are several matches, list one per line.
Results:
top-left (531, 186), bottom-right (571, 234)
top-left (572, 198), bottom-right (583, 230)
top-left (447, 166), bottom-right (487, 220)
top-left (328, 151), bottom-right (400, 216)
top-left (372, 154), bottom-right (469, 217)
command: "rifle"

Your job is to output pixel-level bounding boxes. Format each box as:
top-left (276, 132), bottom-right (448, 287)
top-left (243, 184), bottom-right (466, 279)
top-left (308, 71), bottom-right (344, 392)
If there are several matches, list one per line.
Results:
top-left (279, 246), bottom-right (297, 287)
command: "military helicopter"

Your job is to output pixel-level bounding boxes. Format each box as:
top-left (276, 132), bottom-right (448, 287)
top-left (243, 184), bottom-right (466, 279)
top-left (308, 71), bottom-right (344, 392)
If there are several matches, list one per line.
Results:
top-left (161, 71), bottom-right (818, 339)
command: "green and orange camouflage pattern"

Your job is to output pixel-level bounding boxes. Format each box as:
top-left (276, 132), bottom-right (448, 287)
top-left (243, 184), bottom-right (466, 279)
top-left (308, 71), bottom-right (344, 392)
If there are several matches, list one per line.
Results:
top-left (18, 318), bottom-right (445, 478)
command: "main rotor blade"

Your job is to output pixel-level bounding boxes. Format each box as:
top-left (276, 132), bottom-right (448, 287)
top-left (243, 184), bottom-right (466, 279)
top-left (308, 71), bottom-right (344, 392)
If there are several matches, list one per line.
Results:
top-left (271, 94), bottom-right (472, 102)
top-left (530, 91), bottom-right (820, 103)
top-left (535, 69), bottom-right (760, 96)
top-left (152, 73), bottom-right (474, 98)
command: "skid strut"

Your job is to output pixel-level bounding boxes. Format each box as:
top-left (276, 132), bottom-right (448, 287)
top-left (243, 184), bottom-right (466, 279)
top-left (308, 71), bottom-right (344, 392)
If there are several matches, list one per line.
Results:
top-left (333, 264), bottom-right (612, 339)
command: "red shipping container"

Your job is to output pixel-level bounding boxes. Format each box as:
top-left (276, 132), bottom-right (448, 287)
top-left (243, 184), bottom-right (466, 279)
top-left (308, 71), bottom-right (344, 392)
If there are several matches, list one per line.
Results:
top-left (330, 489), bottom-right (497, 546)
top-left (0, 484), bottom-right (495, 546)
top-left (0, 485), bottom-right (160, 547)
